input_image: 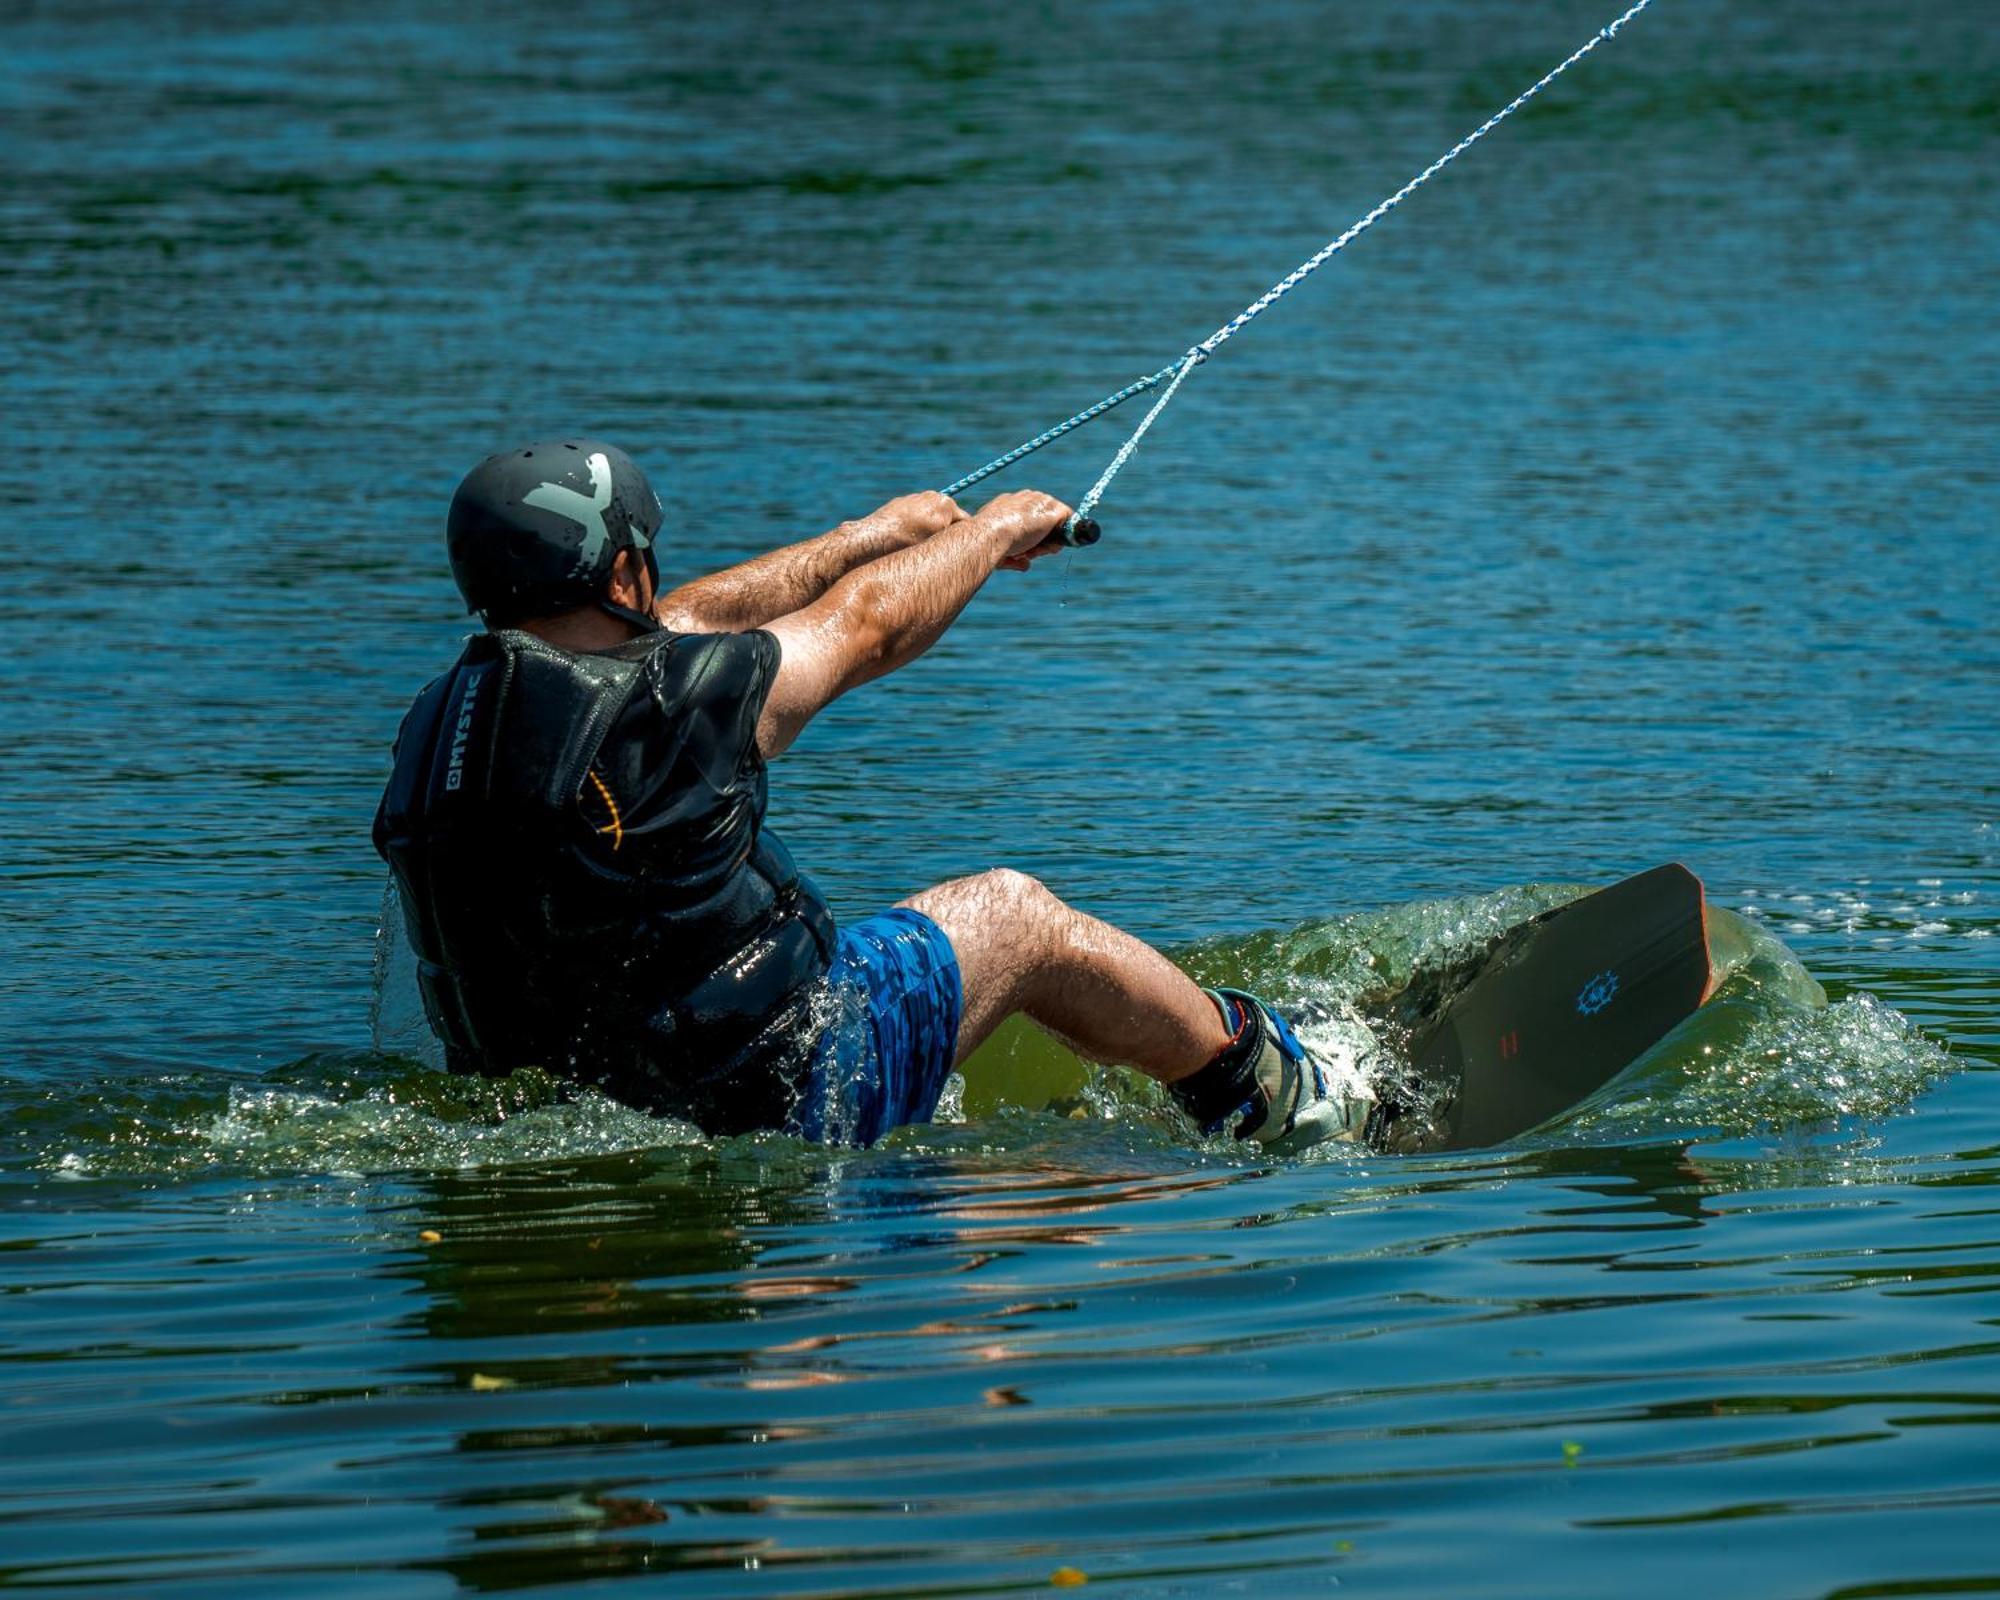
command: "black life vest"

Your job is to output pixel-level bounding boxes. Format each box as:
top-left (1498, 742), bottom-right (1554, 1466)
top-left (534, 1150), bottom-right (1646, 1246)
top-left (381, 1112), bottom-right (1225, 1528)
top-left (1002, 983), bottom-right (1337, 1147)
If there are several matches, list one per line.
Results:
top-left (372, 626), bottom-right (834, 1133)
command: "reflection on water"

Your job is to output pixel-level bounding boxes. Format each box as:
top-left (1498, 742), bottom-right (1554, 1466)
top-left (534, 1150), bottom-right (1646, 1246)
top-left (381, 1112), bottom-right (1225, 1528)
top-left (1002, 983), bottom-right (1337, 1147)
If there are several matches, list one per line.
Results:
top-left (11, 1126), bottom-right (1998, 1594)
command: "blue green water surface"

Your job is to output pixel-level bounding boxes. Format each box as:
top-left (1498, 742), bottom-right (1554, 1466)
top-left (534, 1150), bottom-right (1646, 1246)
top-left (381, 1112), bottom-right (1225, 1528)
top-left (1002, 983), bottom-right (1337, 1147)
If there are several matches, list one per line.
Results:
top-left (2, 1), bottom-right (1996, 1594)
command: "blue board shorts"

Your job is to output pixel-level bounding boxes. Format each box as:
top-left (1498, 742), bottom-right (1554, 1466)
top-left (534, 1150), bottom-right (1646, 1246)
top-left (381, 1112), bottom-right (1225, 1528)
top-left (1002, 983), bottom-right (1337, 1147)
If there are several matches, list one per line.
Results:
top-left (792, 908), bottom-right (965, 1147)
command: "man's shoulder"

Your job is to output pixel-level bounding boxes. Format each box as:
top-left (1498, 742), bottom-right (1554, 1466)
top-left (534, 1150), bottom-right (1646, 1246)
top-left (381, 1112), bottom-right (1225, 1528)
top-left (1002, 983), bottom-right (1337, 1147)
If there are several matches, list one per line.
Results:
top-left (630, 627), bottom-right (779, 701)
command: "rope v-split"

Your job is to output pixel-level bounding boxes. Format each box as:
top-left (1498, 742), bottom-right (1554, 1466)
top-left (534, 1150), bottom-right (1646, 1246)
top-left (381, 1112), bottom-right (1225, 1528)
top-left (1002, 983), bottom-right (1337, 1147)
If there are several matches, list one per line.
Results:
top-left (943, 0), bottom-right (1655, 542)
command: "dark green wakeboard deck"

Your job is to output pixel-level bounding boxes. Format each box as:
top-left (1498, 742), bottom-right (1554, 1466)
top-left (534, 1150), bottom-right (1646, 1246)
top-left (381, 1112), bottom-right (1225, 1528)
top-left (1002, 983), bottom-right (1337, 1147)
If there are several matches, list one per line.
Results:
top-left (1371, 864), bottom-right (1714, 1151)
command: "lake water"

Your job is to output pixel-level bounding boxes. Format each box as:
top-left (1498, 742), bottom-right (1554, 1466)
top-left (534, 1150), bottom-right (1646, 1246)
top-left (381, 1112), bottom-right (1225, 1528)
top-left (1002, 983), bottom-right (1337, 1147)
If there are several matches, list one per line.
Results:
top-left (2, 0), bottom-right (1996, 1594)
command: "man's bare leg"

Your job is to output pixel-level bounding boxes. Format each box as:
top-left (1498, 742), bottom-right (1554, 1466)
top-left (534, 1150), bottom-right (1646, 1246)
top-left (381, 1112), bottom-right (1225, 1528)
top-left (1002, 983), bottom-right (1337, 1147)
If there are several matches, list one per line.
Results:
top-left (898, 870), bottom-right (1226, 1080)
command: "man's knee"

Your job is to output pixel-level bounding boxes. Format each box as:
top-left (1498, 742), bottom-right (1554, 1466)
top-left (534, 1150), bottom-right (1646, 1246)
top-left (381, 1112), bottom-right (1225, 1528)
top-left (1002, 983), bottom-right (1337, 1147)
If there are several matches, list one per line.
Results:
top-left (979, 867), bottom-right (1059, 921)
top-left (903, 868), bottom-right (1065, 954)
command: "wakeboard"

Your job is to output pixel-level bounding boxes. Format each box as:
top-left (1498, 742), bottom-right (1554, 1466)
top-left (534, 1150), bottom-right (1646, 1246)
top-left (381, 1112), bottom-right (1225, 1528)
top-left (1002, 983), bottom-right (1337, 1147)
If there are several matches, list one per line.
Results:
top-left (1365, 863), bottom-right (1714, 1152)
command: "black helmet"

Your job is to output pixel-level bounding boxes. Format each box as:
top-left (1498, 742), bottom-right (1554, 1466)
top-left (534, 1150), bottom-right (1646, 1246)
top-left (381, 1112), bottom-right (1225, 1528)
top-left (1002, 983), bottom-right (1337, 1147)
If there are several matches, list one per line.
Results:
top-left (447, 438), bottom-right (663, 623)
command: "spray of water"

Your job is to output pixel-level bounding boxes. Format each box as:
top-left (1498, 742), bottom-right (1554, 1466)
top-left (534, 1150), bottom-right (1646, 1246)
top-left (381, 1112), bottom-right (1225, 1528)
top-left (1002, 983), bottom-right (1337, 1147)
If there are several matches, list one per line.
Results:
top-left (13, 880), bottom-right (1954, 1183)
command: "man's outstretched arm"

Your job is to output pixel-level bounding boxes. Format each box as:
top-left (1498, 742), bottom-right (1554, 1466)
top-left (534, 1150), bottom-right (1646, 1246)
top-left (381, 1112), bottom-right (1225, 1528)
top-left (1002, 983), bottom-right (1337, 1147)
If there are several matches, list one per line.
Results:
top-left (654, 493), bottom-right (964, 634)
top-left (755, 491), bottom-right (1069, 758)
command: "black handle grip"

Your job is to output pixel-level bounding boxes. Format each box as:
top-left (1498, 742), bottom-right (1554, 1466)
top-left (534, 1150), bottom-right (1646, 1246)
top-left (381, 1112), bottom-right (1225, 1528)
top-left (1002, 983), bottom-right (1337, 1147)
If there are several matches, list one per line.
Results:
top-left (1057, 515), bottom-right (1102, 548)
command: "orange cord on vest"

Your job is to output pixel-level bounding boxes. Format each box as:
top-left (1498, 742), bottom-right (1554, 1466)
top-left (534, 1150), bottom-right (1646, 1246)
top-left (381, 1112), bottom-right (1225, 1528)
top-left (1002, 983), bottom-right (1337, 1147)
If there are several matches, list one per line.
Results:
top-left (584, 767), bottom-right (624, 851)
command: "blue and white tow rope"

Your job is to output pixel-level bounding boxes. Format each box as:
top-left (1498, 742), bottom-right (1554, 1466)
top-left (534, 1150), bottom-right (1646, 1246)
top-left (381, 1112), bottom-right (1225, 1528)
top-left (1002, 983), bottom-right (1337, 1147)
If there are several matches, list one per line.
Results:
top-left (943, 0), bottom-right (1657, 536)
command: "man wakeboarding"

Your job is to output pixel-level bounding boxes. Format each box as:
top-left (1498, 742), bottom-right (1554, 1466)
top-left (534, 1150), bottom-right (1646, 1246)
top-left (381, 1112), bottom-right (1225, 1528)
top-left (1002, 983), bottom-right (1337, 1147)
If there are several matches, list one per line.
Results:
top-left (374, 439), bottom-right (1372, 1150)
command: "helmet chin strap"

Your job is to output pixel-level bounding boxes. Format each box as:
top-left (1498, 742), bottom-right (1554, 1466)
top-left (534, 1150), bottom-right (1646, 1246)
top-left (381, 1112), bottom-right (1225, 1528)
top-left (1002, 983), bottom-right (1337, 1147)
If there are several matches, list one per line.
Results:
top-left (596, 542), bottom-right (663, 635)
top-left (597, 598), bottom-right (661, 635)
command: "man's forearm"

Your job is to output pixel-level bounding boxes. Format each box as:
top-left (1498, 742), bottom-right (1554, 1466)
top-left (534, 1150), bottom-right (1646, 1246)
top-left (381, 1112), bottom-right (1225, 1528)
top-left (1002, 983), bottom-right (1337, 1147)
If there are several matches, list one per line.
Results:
top-left (655, 500), bottom-right (945, 633)
top-left (824, 511), bottom-right (1024, 684)
top-left (752, 490), bottom-right (1065, 757)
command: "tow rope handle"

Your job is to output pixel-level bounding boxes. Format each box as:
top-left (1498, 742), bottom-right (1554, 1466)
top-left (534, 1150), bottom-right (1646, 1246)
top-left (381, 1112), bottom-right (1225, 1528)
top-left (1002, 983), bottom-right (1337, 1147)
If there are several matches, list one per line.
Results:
top-left (1054, 515), bottom-right (1101, 548)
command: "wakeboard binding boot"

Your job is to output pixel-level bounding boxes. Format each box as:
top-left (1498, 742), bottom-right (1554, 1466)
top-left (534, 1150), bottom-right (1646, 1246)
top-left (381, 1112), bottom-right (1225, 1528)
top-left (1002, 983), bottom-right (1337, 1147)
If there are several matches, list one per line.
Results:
top-left (1170, 987), bottom-right (1377, 1152)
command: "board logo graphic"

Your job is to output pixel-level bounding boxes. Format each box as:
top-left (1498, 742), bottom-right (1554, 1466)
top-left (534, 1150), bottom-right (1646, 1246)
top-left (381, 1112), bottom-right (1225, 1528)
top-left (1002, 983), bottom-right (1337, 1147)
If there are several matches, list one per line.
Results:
top-left (1575, 970), bottom-right (1620, 1016)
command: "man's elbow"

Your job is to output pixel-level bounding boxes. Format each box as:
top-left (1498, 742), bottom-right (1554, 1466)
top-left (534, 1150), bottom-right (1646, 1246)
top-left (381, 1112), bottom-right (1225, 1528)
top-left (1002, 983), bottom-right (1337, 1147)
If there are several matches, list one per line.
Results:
top-left (836, 576), bottom-right (899, 681)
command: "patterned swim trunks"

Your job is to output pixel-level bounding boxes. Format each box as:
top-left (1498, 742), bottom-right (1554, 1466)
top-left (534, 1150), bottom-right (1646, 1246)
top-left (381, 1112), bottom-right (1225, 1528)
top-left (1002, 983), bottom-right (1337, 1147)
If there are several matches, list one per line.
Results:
top-left (792, 908), bottom-right (964, 1147)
